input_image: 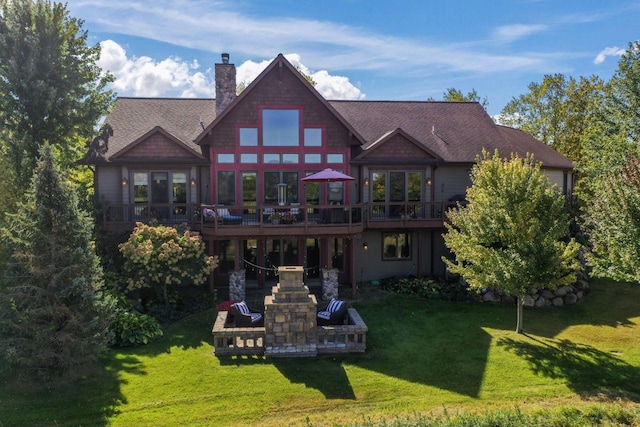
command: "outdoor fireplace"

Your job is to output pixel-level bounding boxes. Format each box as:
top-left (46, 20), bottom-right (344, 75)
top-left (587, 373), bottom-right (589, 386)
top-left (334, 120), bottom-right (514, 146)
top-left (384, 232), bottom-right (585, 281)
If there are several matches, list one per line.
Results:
top-left (264, 266), bottom-right (318, 357)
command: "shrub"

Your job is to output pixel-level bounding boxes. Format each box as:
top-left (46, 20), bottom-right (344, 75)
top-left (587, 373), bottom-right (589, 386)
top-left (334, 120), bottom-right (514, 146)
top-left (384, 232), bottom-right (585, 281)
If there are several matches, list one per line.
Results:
top-left (380, 276), bottom-right (473, 301)
top-left (109, 312), bottom-right (164, 348)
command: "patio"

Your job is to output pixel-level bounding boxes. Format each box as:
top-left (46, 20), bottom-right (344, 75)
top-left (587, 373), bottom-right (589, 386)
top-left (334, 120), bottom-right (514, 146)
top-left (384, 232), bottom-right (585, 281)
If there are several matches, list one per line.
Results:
top-left (212, 266), bottom-right (368, 357)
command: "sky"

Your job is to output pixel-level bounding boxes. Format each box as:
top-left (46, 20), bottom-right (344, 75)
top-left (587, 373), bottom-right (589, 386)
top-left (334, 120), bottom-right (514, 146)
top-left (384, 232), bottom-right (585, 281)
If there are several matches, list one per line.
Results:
top-left (64, 0), bottom-right (639, 116)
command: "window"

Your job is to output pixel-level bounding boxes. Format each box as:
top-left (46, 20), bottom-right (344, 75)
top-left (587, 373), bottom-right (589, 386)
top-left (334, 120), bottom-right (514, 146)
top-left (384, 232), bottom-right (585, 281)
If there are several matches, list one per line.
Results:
top-left (282, 154), bottom-right (299, 164)
top-left (264, 171), bottom-right (298, 204)
top-left (304, 153), bottom-right (321, 163)
top-left (370, 170), bottom-right (424, 218)
top-left (240, 153), bottom-right (257, 163)
top-left (242, 172), bottom-right (257, 207)
top-left (263, 153), bottom-right (280, 164)
top-left (133, 172), bottom-right (148, 203)
top-left (217, 153), bottom-right (235, 163)
top-left (239, 127), bottom-right (258, 146)
top-left (218, 240), bottom-right (235, 274)
top-left (327, 153), bottom-right (344, 163)
top-left (130, 171), bottom-right (189, 219)
top-left (304, 128), bottom-right (322, 147)
top-left (383, 233), bottom-right (411, 260)
top-left (263, 109), bottom-right (299, 146)
top-left (262, 153), bottom-right (299, 164)
top-left (217, 171), bottom-right (235, 205)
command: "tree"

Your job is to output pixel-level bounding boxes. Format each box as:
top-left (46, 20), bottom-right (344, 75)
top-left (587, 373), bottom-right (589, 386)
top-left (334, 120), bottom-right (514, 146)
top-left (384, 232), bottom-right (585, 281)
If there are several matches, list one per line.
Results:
top-left (430, 87), bottom-right (489, 110)
top-left (0, 144), bottom-right (115, 380)
top-left (0, 0), bottom-right (114, 188)
top-left (119, 223), bottom-right (218, 306)
top-left (499, 73), bottom-right (605, 167)
top-left (583, 156), bottom-right (640, 282)
top-left (443, 151), bottom-right (581, 333)
top-left (578, 42), bottom-right (640, 201)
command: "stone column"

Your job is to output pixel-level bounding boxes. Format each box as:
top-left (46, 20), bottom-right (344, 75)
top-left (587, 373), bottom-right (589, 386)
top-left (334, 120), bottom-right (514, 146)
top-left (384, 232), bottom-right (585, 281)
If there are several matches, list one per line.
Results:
top-left (264, 266), bottom-right (317, 357)
top-left (321, 268), bottom-right (339, 301)
top-left (229, 269), bottom-right (246, 302)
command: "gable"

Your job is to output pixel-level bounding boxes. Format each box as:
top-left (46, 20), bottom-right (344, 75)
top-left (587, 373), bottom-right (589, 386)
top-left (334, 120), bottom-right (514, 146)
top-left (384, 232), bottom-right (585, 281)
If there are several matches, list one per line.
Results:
top-left (354, 128), bottom-right (442, 163)
top-left (111, 127), bottom-right (206, 163)
top-left (197, 54), bottom-right (364, 149)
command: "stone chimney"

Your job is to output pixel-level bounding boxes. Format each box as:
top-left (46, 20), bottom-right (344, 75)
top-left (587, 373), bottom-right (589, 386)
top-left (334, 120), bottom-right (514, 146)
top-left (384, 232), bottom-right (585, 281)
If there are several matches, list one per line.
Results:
top-left (215, 53), bottom-right (236, 116)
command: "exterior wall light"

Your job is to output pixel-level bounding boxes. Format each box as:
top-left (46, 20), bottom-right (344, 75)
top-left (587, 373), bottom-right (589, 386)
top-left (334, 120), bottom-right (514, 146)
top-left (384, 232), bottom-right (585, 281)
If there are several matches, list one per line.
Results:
top-left (190, 177), bottom-right (197, 187)
top-left (363, 177), bottom-right (370, 186)
top-left (122, 176), bottom-right (128, 187)
top-left (362, 241), bottom-right (368, 251)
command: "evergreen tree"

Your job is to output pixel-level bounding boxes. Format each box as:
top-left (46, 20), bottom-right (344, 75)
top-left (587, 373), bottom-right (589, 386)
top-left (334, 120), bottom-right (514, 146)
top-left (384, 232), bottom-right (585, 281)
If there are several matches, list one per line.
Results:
top-left (0, 144), bottom-right (115, 380)
top-left (443, 151), bottom-right (581, 333)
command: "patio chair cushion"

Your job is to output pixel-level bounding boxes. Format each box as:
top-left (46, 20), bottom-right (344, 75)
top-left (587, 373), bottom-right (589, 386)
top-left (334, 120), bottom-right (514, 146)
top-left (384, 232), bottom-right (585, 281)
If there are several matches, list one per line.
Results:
top-left (317, 298), bottom-right (347, 326)
top-left (230, 301), bottom-right (263, 327)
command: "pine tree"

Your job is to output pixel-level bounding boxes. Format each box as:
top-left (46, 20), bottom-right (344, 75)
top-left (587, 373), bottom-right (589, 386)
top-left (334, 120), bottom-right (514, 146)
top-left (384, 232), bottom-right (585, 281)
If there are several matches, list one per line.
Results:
top-left (0, 144), bottom-right (115, 380)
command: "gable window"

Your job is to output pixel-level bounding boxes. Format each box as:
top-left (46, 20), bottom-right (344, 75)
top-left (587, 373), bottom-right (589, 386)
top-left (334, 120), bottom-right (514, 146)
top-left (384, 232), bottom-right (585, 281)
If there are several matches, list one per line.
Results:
top-left (327, 153), bottom-right (344, 164)
top-left (304, 128), bottom-right (322, 147)
top-left (217, 153), bottom-right (235, 163)
top-left (240, 153), bottom-right (258, 163)
top-left (263, 109), bottom-right (299, 146)
top-left (383, 233), bottom-right (411, 260)
top-left (304, 153), bottom-right (321, 164)
top-left (239, 127), bottom-right (258, 146)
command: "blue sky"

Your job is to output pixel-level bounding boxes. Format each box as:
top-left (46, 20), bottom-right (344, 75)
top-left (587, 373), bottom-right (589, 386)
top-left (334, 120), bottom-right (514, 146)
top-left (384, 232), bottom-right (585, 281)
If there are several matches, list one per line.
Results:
top-left (65, 0), bottom-right (639, 116)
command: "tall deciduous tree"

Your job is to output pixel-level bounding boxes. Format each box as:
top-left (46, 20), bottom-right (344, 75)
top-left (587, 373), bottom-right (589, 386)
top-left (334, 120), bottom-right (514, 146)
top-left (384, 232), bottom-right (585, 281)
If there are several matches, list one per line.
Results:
top-left (0, 144), bottom-right (115, 380)
top-left (499, 73), bottom-right (604, 168)
top-left (443, 151), bottom-right (580, 333)
top-left (583, 156), bottom-right (640, 282)
top-left (429, 87), bottom-right (489, 110)
top-left (0, 0), bottom-right (114, 188)
top-left (579, 41), bottom-right (640, 200)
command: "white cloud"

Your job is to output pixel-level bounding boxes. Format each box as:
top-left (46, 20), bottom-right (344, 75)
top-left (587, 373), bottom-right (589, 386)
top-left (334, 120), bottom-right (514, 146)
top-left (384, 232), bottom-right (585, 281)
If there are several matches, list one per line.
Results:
top-left (492, 24), bottom-right (548, 43)
top-left (594, 46), bottom-right (626, 64)
top-left (70, 0), bottom-right (555, 77)
top-left (97, 39), bottom-right (216, 97)
top-left (98, 41), bottom-right (364, 100)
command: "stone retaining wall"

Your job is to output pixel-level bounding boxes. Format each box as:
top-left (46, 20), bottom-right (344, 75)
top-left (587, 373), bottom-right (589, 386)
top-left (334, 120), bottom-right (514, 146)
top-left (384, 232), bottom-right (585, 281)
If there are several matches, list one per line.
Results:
top-left (481, 271), bottom-right (590, 307)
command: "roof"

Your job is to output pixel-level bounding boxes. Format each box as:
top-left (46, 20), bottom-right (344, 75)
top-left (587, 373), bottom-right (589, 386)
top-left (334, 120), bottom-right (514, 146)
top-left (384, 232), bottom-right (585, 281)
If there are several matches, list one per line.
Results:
top-left (81, 57), bottom-right (572, 171)
top-left (329, 100), bottom-right (573, 169)
top-left (81, 97), bottom-right (216, 163)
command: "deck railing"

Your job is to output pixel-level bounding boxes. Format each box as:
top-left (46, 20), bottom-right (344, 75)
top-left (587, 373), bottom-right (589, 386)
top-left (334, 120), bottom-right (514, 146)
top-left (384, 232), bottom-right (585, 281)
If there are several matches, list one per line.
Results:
top-left (100, 201), bottom-right (464, 229)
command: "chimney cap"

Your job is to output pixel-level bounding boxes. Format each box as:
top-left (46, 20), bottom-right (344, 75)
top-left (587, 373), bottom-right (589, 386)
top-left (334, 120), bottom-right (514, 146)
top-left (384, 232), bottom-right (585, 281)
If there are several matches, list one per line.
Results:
top-left (221, 53), bottom-right (230, 64)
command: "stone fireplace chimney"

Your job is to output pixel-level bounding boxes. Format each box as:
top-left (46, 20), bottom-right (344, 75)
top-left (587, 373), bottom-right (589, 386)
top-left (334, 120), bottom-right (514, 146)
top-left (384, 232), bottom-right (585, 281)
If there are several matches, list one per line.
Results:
top-left (215, 53), bottom-right (236, 116)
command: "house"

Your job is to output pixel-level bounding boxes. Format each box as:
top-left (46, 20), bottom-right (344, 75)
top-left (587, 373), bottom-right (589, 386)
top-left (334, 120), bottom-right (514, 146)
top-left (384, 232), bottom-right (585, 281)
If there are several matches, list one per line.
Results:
top-left (81, 53), bottom-right (573, 297)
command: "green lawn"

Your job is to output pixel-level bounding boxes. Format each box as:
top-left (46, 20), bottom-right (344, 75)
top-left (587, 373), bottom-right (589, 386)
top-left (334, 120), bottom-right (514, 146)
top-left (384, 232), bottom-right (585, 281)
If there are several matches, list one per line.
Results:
top-left (1, 279), bottom-right (639, 426)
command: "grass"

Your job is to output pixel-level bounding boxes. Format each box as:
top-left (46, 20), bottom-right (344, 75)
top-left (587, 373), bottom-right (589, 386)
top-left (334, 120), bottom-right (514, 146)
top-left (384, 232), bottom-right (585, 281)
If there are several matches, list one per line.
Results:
top-left (0, 278), bottom-right (639, 426)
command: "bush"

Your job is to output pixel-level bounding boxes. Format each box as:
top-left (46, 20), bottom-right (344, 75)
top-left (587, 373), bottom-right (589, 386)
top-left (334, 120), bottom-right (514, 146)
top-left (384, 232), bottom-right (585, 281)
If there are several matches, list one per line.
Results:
top-left (380, 276), bottom-right (473, 301)
top-left (109, 312), bottom-right (164, 348)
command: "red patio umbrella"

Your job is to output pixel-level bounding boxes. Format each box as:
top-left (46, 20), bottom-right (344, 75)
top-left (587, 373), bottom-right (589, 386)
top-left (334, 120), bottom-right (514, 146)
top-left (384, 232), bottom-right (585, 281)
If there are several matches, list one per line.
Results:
top-left (301, 168), bottom-right (355, 182)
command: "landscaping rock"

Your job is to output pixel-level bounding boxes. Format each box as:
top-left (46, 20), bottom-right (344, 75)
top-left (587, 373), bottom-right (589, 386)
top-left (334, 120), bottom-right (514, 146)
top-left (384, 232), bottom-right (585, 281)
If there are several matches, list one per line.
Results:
top-left (552, 297), bottom-right (564, 307)
top-left (554, 285), bottom-right (572, 297)
top-left (523, 295), bottom-right (535, 307)
top-left (564, 293), bottom-right (578, 305)
top-left (483, 290), bottom-right (501, 302)
top-left (541, 290), bottom-right (555, 299)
